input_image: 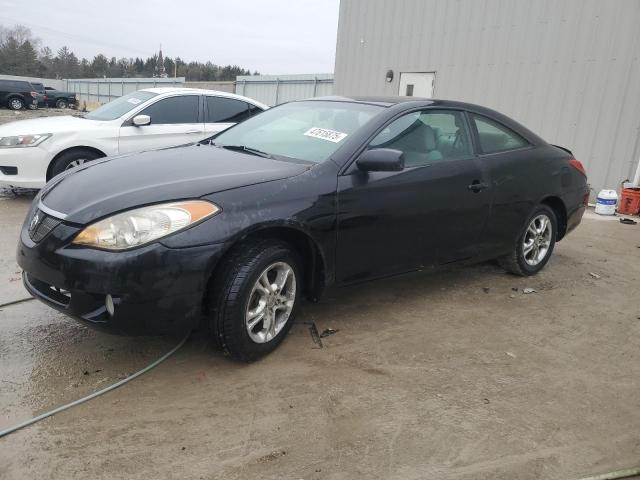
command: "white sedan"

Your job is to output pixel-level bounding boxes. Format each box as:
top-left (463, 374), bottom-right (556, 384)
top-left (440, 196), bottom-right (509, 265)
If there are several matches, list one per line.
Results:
top-left (0, 88), bottom-right (268, 188)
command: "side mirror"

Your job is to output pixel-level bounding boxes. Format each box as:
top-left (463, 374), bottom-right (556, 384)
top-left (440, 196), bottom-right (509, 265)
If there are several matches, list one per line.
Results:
top-left (356, 148), bottom-right (405, 172)
top-left (132, 114), bottom-right (151, 127)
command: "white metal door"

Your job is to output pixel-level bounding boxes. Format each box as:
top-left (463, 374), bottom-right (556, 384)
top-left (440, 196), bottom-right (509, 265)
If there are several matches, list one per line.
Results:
top-left (398, 72), bottom-right (435, 98)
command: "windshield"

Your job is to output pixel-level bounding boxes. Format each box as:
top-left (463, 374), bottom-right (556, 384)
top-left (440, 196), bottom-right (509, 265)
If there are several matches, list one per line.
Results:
top-left (85, 91), bottom-right (158, 121)
top-left (213, 101), bottom-right (383, 163)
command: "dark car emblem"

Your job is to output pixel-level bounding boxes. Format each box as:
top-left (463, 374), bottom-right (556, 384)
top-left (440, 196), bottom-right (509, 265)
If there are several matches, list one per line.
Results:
top-left (30, 212), bottom-right (40, 232)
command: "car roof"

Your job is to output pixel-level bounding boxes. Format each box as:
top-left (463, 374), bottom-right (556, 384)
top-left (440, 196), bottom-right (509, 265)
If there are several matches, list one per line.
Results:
top-left (140, 87), bottom-right (268, 108)
top-left (308, 95), bottom-right (492, 110)
top-left (306, 96), bottom-right (546, 145)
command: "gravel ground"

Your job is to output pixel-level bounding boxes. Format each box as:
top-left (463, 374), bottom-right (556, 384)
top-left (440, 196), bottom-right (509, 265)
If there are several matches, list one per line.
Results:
top-left (0, 107), bottom-right (76, 126)
top-left (0, 191), bottom-right (638, 480)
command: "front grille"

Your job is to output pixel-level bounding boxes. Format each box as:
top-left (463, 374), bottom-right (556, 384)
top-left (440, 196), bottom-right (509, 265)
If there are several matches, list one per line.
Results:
top-left (0, 166), bottom-right (17, 175)
top-left (28, 209), bottom-right (61, 242)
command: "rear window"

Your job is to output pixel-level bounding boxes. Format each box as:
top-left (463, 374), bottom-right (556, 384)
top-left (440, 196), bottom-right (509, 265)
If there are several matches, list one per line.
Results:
top-left (206, 96), bottom-right (260, 123)
top-left (472, 114), bottom-right (529, 154)
top-left (0, 80), bottom-right (29, 90)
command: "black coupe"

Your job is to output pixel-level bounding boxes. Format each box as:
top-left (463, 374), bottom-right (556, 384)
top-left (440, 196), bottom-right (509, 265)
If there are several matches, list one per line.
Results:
top-left (17, 97), bottom-right (589, 361)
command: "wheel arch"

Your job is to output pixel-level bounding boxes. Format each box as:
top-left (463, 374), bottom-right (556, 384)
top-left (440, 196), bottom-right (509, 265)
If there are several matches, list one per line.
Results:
top-left (46, 146), bottom-right (107, 180)
top-left (7, 94), bottom-right (26, 107)
top-left (541, 195), bottom-right (568, 240)
top-left (213, 224), bottom-right (329, 301)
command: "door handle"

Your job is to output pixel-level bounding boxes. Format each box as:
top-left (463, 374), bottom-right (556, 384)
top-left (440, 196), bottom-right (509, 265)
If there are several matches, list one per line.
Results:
top-left (468, 180), bottom-right (489, 192)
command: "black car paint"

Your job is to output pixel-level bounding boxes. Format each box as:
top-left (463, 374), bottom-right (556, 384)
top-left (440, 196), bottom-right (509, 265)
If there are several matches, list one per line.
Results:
top-left (31, 83), bottom-right (76, 108)
top-left (0, 79), bottom-right (38, 109)
top-left (17, 97), bottom-right (588, 335)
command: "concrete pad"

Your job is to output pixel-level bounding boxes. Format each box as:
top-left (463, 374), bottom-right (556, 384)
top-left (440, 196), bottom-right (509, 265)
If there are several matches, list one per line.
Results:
top-left (0, 196), bottom-right (638, 480)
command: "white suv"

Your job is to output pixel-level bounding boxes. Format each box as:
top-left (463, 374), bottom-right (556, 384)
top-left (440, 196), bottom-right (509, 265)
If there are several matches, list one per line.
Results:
top-left (0, 88), bottom-right (268, 188)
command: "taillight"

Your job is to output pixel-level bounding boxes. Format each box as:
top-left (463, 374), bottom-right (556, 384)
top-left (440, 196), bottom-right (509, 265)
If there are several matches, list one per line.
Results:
top-left (569, 158), bottom-right (587, 177)
top-left (30, 91), bottom-right (38, 98)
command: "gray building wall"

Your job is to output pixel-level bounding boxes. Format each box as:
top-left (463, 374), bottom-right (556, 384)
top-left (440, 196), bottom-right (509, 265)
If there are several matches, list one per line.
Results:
top-left (334, 0), bottom-right (640, 194)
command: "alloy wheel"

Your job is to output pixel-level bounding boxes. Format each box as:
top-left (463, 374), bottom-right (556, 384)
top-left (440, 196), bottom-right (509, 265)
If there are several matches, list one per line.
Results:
top-left (523, 214), bottom-right (552, 266)
top-left (65, 159), bottom-right (87, 170)
top-left (9, 99), bottom-right (23, 110)
top-left (245, 261), bottom-right (296, 344)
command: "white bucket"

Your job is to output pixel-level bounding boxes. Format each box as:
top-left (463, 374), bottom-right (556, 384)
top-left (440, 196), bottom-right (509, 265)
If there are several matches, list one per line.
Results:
top-left (595, 189), bottom-right (618, 215)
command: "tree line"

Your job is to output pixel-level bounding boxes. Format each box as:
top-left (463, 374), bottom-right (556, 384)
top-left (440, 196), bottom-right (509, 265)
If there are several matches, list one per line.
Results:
top-left (0, 24), bottom-right (257, 81)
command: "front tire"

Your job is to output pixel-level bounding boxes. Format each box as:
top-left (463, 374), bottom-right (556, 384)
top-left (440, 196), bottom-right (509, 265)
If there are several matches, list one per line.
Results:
top-left (55, 99), bottom-right (68, 109)
top-left (499, 205), bottom-right (557, 276)
top-left (206, 239), bottom-right (302, 362)
top-left (48, 148), bottom-right (104, 180)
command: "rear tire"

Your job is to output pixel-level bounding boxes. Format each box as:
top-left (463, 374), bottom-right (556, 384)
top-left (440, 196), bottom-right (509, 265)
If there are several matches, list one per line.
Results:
top-left (7, 97), bottom-right (24, 110)
top-left (205, 238), bottom-right (302, 362)
top-left (55, 99), bottom-right (68, 109)
top-left (499, 204), bottom-right (557, 276)
top-left (48, 149), bottom-right (104, 180)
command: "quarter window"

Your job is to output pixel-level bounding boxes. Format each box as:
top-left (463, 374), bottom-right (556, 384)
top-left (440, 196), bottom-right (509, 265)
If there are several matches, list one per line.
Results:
top-left (206, 96), bottom-right (260, 123)
top-left (140, 95), bottom-right (199, 124)
top-left (472, 114), bottom-right (528, 153)
top-left (368, 110), bottom-right (472, 167)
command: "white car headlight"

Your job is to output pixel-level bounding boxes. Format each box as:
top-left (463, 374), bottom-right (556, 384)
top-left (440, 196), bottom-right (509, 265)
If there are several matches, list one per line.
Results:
top-left (72, 201), bottom-right (220, 250)
top-left (0, 133), bottom-right (51, 148)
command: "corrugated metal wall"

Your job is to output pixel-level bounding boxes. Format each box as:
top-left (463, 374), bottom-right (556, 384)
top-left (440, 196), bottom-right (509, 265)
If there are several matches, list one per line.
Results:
top-left (66, 77), bottom-right (185, 104)
top-left (0, 74), bottom-right (66, 90)
top-left (184, 81), bottom-right (235, 93)
top-left (235, 74), bottom-right (334, 106)
top-left (334, 0), bottom-right (640, 194)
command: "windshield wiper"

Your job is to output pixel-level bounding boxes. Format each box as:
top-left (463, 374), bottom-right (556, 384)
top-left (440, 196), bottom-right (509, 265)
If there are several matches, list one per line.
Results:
top-left (216, 144), bottom-right (273, 159)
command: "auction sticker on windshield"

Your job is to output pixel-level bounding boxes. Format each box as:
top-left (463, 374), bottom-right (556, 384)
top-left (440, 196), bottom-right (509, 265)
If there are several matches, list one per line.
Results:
top-left (304, 127), bottom-right (348, 143)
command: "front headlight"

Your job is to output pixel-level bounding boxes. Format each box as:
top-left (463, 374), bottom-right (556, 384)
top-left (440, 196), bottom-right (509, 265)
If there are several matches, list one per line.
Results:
top-left (0, 133), bottom-right (51, 148)
top-left (72, 200), bottom-right (220, 250)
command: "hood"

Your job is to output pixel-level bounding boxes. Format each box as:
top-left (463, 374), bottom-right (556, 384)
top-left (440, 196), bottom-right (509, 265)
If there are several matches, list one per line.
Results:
top-left (0, 115), bottom-right (108, 135)
top-left (40, 144), bottom-right (311, 224)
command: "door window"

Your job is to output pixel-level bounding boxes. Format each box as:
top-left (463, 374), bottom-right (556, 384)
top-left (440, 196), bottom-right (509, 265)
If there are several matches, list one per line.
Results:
top-left (368, 110), bottom-right (472, 167)
top-left (206, 96), bottom-right (259, 123)
top-left (139, 95), bottom-right (199, 124)
top-left (471, 114), bottom-right (528, 153)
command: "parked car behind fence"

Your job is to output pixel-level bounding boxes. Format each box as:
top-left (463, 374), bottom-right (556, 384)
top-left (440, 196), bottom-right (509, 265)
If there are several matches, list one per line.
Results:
top-left (44, 86), bottom-right (78, 109)
top-left (0, 79), bottom-right (39, 110)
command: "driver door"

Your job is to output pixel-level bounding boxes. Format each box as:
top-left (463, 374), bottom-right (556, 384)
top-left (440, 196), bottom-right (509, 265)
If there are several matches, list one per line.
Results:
top-left (118, 95), bottom-right (204, 154)
top-left (335, 109), bottom-right (490, 284)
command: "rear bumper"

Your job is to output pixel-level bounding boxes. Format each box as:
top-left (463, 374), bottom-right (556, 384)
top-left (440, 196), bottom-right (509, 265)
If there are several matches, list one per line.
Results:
top-left (566, 204), bottom-right (586, 234)
top-left (564, 184), bottom-right (590, 236)
top-left (17, 222), bottom-right (225, 335)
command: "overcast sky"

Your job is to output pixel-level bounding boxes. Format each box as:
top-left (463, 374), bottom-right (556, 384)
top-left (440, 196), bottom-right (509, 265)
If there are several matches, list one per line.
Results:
top-left (0, 0), bottom-right (340, 74)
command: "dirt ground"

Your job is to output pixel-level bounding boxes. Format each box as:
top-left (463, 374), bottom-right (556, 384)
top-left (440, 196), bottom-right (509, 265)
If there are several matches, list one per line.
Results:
top-left (0, 107), bottom-right (76, 126)
top-left (0, 187), bottom-right (639, 480)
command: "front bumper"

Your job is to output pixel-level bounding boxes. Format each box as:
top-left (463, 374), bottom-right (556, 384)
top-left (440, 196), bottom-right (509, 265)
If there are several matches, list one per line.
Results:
top-left (0, 147), bottom-right (50, 188)
top-left (17, 218), bottom-right (225, 335)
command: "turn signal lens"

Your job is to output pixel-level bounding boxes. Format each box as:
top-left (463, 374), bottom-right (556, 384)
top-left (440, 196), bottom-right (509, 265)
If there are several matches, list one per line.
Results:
top-left (72, 200), bottom-right (220, 250)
